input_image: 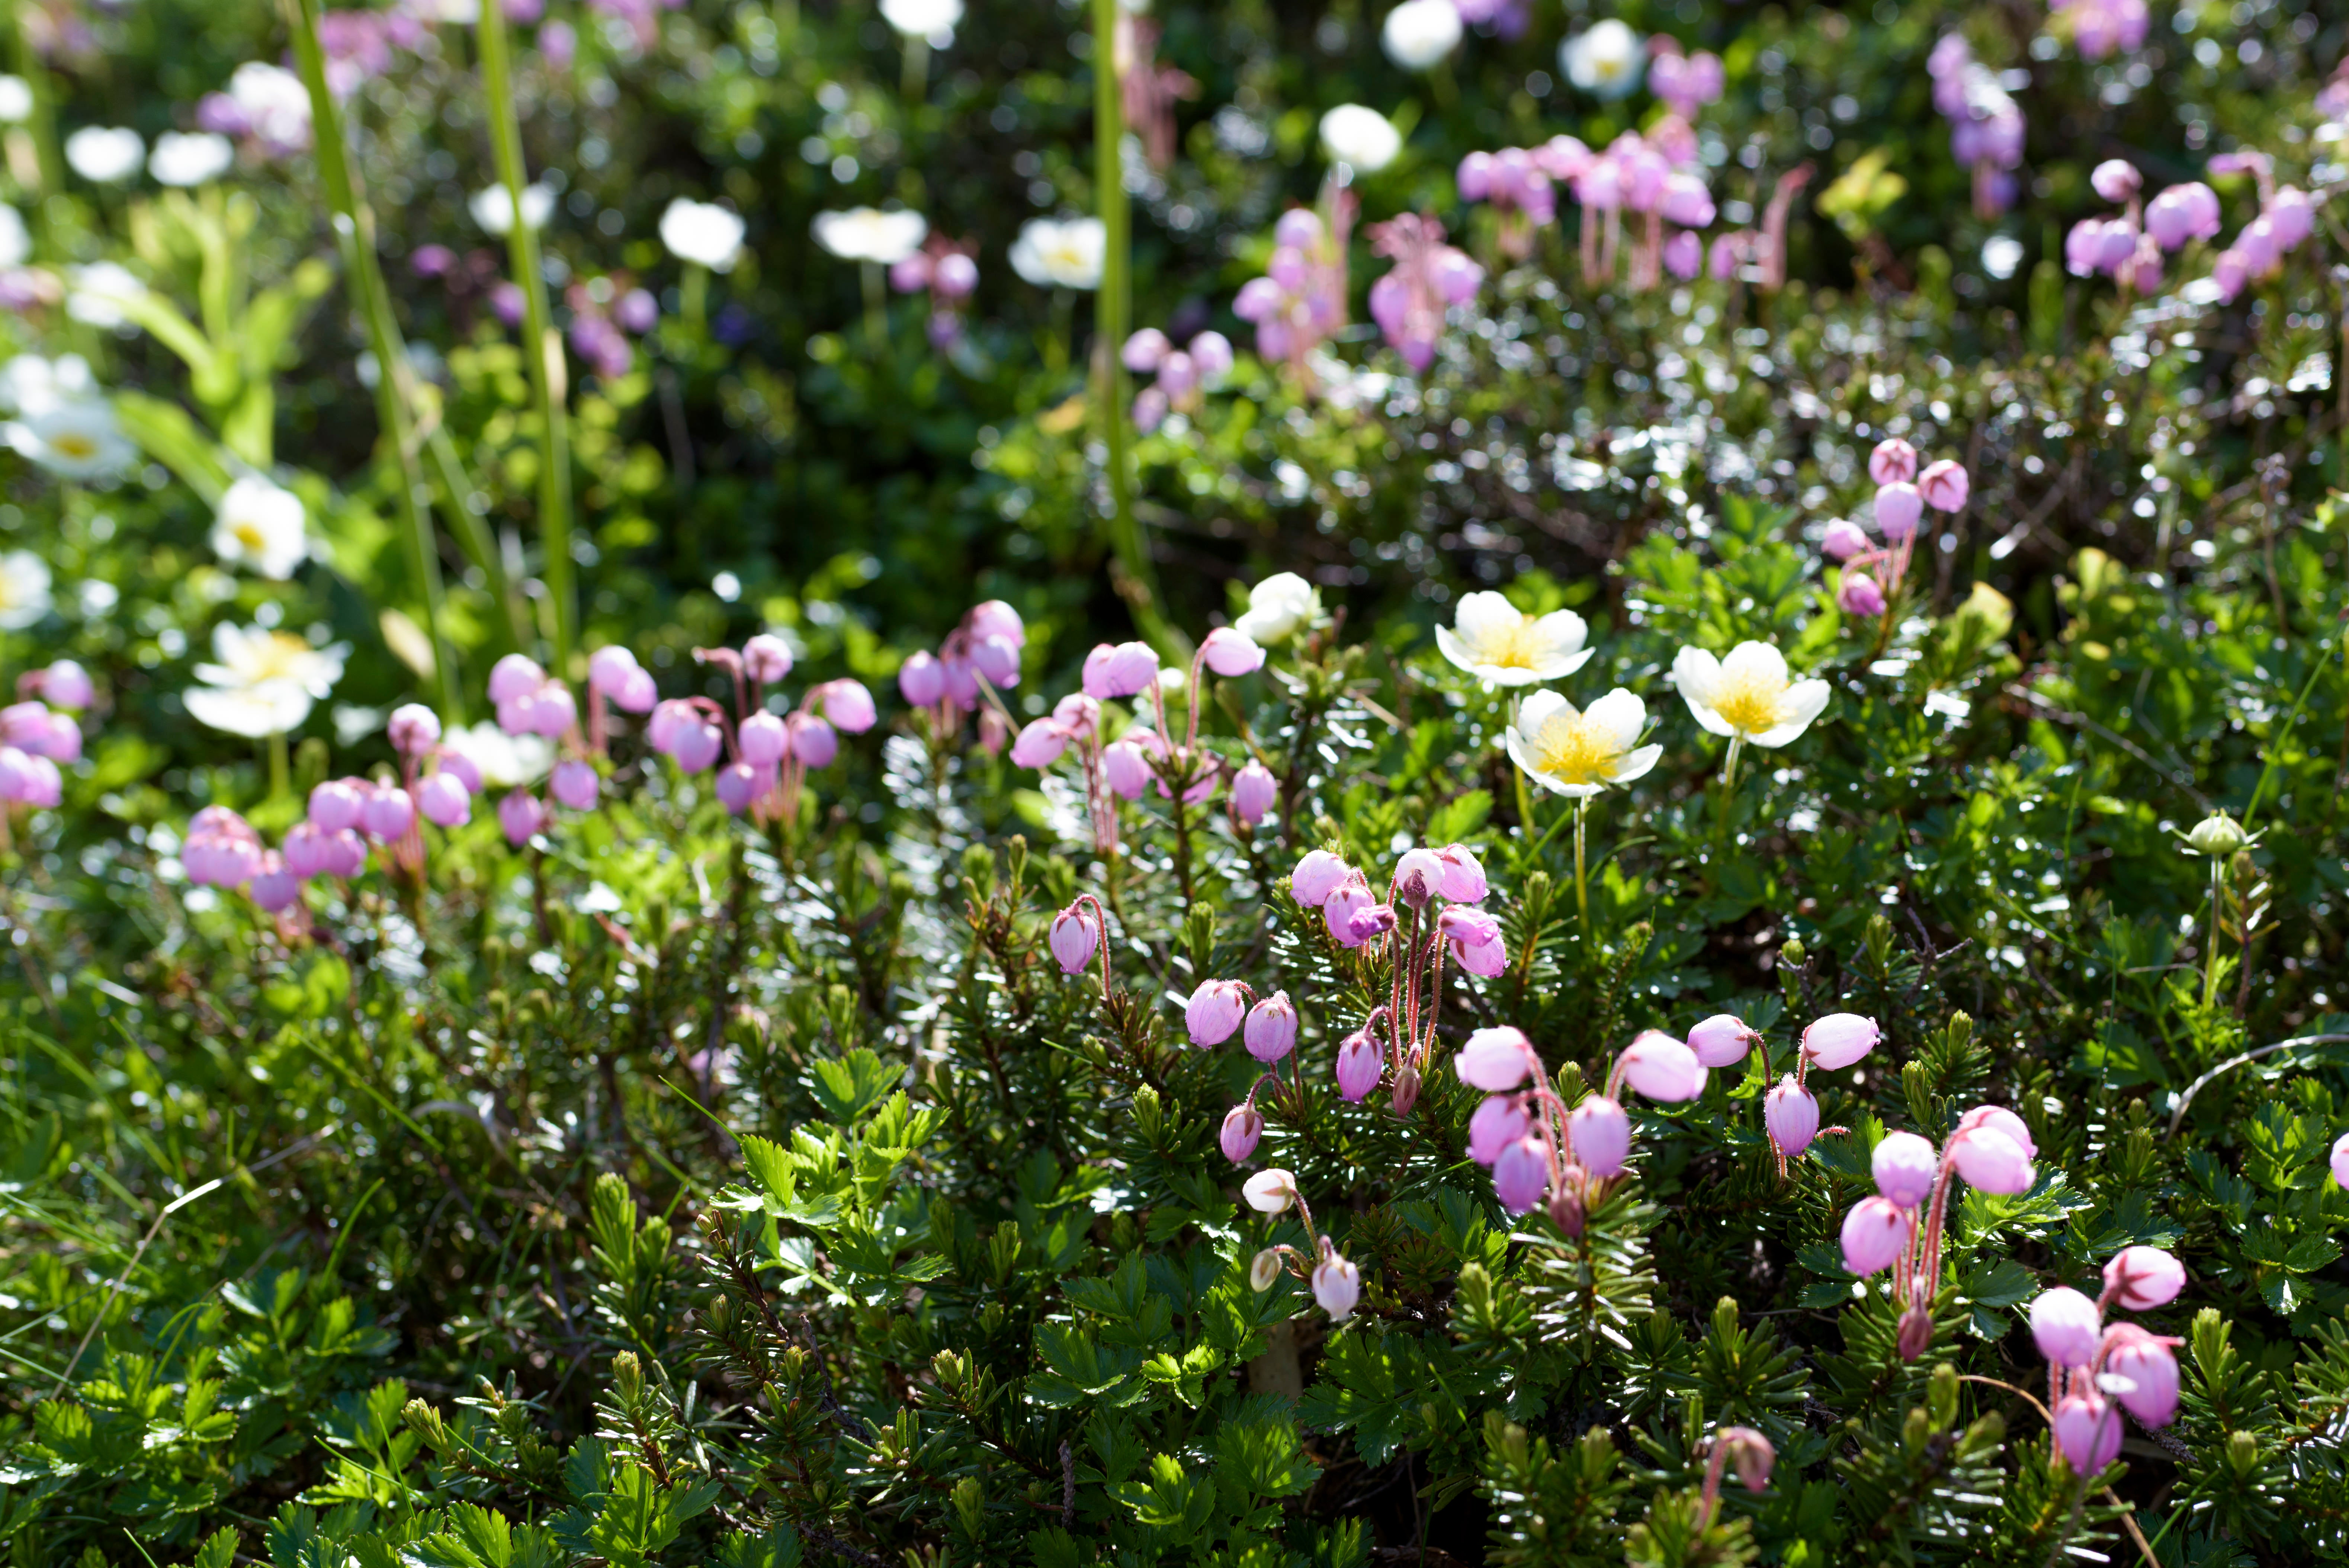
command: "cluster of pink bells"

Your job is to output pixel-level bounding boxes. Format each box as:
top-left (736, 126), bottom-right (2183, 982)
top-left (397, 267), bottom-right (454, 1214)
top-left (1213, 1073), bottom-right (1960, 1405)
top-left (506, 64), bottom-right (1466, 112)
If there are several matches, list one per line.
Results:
top-left (1822, 440), bottom-right (1971, 618)
top-left (0, 661), bottom-right (92, 808)
top-left (1122, 326), bottom-right (1236, 435)
top-left (1930, 35), bottom-right (2025, 219)
top-left (2071, 151), bottom-right (2322, 307)
top-left (1461, 123), bottom-right (1716, 289)
top-left (889, 238), bottom-right (981, 349)
top-left (177, 636), bottom-right (880, 911)
top-left (2025, 1247), bottom-right (2186, 1475)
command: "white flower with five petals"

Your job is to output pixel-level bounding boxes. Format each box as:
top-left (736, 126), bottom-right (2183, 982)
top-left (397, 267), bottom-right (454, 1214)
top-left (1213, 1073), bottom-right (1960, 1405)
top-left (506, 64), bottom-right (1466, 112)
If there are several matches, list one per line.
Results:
top-left (1672, 641), bottom-right (1830, 748)
top-left (1506, 688), bottom-right (1662, 797)
top-left (1435, 591), bottom-right (1592, 686)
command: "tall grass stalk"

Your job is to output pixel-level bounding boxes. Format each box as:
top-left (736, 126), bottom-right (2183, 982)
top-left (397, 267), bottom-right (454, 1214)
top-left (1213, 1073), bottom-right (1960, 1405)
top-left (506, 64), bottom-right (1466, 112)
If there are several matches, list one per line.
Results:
top-left (476, 0), bottom-right (578, 671)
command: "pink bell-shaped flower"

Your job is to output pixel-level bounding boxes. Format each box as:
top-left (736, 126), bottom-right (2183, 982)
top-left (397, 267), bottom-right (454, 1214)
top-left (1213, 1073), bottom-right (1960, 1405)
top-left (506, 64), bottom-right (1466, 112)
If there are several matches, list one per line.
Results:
top-left (1871, 1131), bottom-right (1939, 1208)
top-left (1617, 1030), bottom-right (1705, 1102)
top-left (1185, 979), bottom-right (1249, 1046)
top-left (1840, 1196), bottom-right (1911, 1275)
top-left (1242, 991), bottom-right (1299, 1062)
top-left (2029, 1286), bottom-right (2103, 1368)
top-left (1568, 1094), bottom-right (1631, 1178)
top-left (1456, 1026), bottom-right (1538, 1091)
top-left (2051, 1392), bottom-right (2122, 1475)
top-left (1801, 1013), bottom-right (1880, 1071)
top-left (1291, 849), bottom-right (1351, 907)
top-left (1492, 1136), bottom-right (1551, 1214)
top-left (1220, 1103), bottom-right (1264, 1163)
top-left (1050, 903), bottom-right (1100, 974)
top-left (1687, 1013), bottom-right (1759, 1068)
top-left (1763, 1076), bottom-right (1819, 1158)
top-left (1468, 1095), bottom-right (1530, 1166)
top-left (2101, 1245), bottom-right (2185, 1311)
top-left (2102, 1325), bottom-right (2181, 1427)
top-left (1335, 1030), bottom-right (1383, 1102)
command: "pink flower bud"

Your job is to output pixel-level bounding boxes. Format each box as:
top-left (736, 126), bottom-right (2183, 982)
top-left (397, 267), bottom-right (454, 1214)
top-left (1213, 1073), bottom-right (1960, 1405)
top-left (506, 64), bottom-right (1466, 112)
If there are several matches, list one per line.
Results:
top-left (248, 852), bottom-right (302, 913)
top-left (1453, 1027), bottom-right (1536, 1091)
top-left (2102, 1325), bottom-right (2181, 1427)
top-left (1468, 1094), bottom-right (1530, 1165)
top-left (1764, 1076), bottom-right (1819, 1157)
top-left (898, 651), bottom-right (946, 707)
top-left (2090, 158), bottom-right (2141, 203)
top-left (1492, 1136), bottom-right (1551, 1213)
top-left (1185, 979), bottom-right (1249, 1046)
top-left (1948, 1125), bottom-right (2034, 1194)
top-left (2332, 1130), bottom-right (2349, 1190)
top-left (1874, 481), bottom-right (1923, 542)
top-left (817, 679), bottom-right (877, 733)
top-left (1955, 1103), bottom-right (2038, 1159)
top-left (0, 746), bottom-right (37, 805)
top-left (614, 667), bottom-right (657, 713)
top-left (1841, 1196), bottom-right (1911, 1275)
top-left (2144, 181), bottom-right (2220, 250)
top-left (1229, 760), bottom-right (1278, 827)
top-left (2102, 1245), bottom-right (2185, 1310)
top-left (529, 683), bottom-right (579, 738)
top-left (1335, 1029), bottom-right (1384, 1102)
top-left (1896, 1302), bottom-right (1935, 1362)
top-left (387, 702), bottom-right (441, 756)
top-left (739, 711), bottom-right (789, 766)
top-left (1082, 640), bottom-right (1161, 699)
top-left (789, 714), bottom-right (838, 767)
top-left (1324, 880), bottom-right (1376, 947)
top-left (1291, 850), bottom-right (1351, 907)
top-left (1451, 929), bottom-right (1508, 977)
top-left (1801, 1012), bottom-right (1880, 1071)
top-left (971, 634), bottom-right (1022, 687)
top-left (1312, 1250), bottom-right (1361, 1319)
top-left (280, 821), bottom-right (339, 879)
top-left (1190, 331), bottom-right (1233, 381)
top-left (672, 716), bottom-right (724, 773)
top-left (1010, 718), bottom-right (1069, 769)
top-left (588, 644), bottom-right (642, 695)
top-left (1346, 900), bottom-right (1397, 944)
top-left (1434, 842), bottom-right (1486, 903)
top-left (1243, 991), bottom-right (1299, 1062)
top-left (1155, 351), bottom-right (1198, 400)
top-left (1392, 847), bottom-right (1445, 907)
top-left (1869, 437), bottom-right (1919, 486)
top-left (1872, 1131), bottom-right (1940, 1207)
top-left (1123, 328), bottom-right (1170, 373)
top-left (40, 660), bottom-right (93, 709)
top-left (1617, 1030), bottom-right (1705, 1102)
top-left (361, 785), bottom-right (415, 841)
top-left (715, 761), bottom-right (773, 815)
top-left (550, 759), bottom-right (600, 811)
top-left (1049, 903), bottom-right (1100, 974)
top-left (1568, 1094), bottom-right (1631, 1177)
top-left (1102, 737), bottom-right (1153, 800)
top-left (1838, 571), bottom-right (1887, 618)
top-left (1242, 1168), bottom-right (1298, 1213)
top-left (2051, 1392), bottom-right (2122, 1474)
top-left (1220, 1103), bottom-right (1264, 1163)
top-left (742, 634), bottom-right (794, 683)
top-left (2029, 1286), bottom-right (2103, 1368)
top-left (488, 653), bottom-right (545, 704)
top-left (1199, 626), bottom-right (1265, 677)
top-left (308, 778), bottom-right (367, 833)
top-left (419, 770), bottom-right (471, 827)
top-left (1686, 1013), bottom-right (1759, 1068)
top-left (1918, 459), bottom-right (1970, 512)
top-left (1822, 518), bottom-right (1871, 561)
top-left (498, 790), bottom-right (546, 847)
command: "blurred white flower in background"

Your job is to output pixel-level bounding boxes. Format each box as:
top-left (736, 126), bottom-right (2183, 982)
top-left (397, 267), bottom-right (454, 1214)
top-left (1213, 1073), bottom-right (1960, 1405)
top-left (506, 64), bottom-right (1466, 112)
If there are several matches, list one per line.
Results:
top-left (813, 206), bottom-right (929, 266)
top-left (64, 126), bottom-right (144, 183)
top-left (5, 400), bottom-right (134, 480)
top-left (150, 132), bottom-right (234, 188)
top-left (0, 551), bottom-right (52, 630)
top-left (1318, 105), bottom-right (1402, 172)
top-left (1009, 217), bottom-right (1107, 289)
top-left (222, 62), bottom-right (312, 153)
top-left (0, 354), bottom-right (100, 419)
top-left (184, 624), bottom-right (348, 739)
top-left (1981, 235), bottom-right (2024, 280)
top-left (1233, 572), bottom-right (1322, 645)
top-left (470, 182), bottom-right (555, 235)
top-left (879, 0), bottom-right (963, 45)
top-left (1382, 0), bottom-right (1462, 70)
top-left (0, 205), bottom-right (27, 269)
top-left (65, 263), bottom-right (147, 328)
top-left (659, 198), bottom-right (747, 271)
top-left (211, 477), bottom-right (309, 580)
top-left (443, 721), bottom-right (553, 788)
top-left (1562, 20), bottom-right (1644, 100)
top-left (0, 76), bottom-right (31, 124)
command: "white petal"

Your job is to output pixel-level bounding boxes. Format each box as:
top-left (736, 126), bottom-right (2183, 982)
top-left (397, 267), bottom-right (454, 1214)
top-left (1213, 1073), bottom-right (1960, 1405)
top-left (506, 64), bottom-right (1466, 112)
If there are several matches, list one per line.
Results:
top-left (1670, 645), bottom-right (1723, 707)
top-left (1434, 624), bottom-right (1478, 674)
top-left (1749, 679), bottom-right (1832, 748)
top-left (1530, 645), bottom-right (1596, 680)
top-left (1607, 741), bottom-right (1665, 784)
top-left (1451, 591), bottom-right (1522, 656)
top-left (1514, 687), bottom-right (1573, 733)
top-left (1477, 663), bottom-right (1545, 688)
top-left (1583, 686), bottom-right (1647, 751)
top-left (1507, 727), bottom-right (1598, 796)
top-left (1720, 639), bottom-right (1790, 693)
top-left (1528, 608), bottom-right (1588, 658)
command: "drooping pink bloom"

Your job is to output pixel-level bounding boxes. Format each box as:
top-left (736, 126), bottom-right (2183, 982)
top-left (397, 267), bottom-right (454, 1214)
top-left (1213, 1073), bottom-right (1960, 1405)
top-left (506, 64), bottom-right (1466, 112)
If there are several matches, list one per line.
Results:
top-left (1366, 212), bottom-right (1482, 372)
top-left (1229, 760), bottom-right (1278, 828)
top-left (1568, 1094), bottom-right (1630, 1177)
top-left (2144, 182), bottom-right (2221, 250)
top-left (498, 790), bottom-right (546, 847)
top-left (1312, 1250), bottom-right (1361, 1318)
top-left (2051, 1392), bottom-right (2122, 1474)
top-left (184, 807), bottom-right (265, 886)
top-left (1918, 460), bottom-right (1970, 513)
top-left (1185, 979), bottom-right (1250, 1046)
top-left (1243, 991), bottom-right (1299, 1062)
top-left (1082, 641), bottom-right (1161, 699)
top-left (1872, 1131), bottom-right (1941, 1208)
top-left (1439, 906), bottom-right (1505, 973)
top-left (1687, 1014), bottom-right (1759, 1068)
top-left (1838, 571), bottom-right (1887, 618)
top-left (1874, 482), bottom-right (1923, 542)
top-left (419, 770), bottom-right (471, 827)
top-left (488, 654), bottom-right (546, 705)
top-left (1346, 902), bottom-right (1398, 943)
top-left (1468, 1094), bottom-right (1530, 1165)
top-left (2029, 1286), bottom-right (2103, 1367)
top-left (1435, 843), bottom-right (1486, 903)
top-left (1324, 881), bottom-right (1376, 947)
top-left (1456, 1026), bottom-right (1538, 1090)
top-left (789, 714), bottom-right (838, 767)
top-left (2102, 1245), bottom-right (2185, 1310)
top-left (738, 712), bottom-right (790, 767)
top-left (715, 761), bottom-right (771, 816)
top-left (2102, 1325), bottom-right (2181, 1426)
top-left (742, 634), bottom-right (794, 684)
top-left (1956, 1104), bottom-right (2038, 1160)
top-left (308, 778), bottom-right (367, 833)
top-left (1948, 1124), bottom-right (2035, 1194)
top-left (898, 651), bottom-right (946, 708)
top-left (1335, 1030), bottom-right (1383, 1102)
top-left (1392, 847), bottom-right (1446, 907)
top-left (387, 702), bottom-right (441, 756)
top-left (247, 852), bottom-right (302, 913)
top-left (1764, 1077), bottom-right (1819, 1158)
top-left (1841, 1196), bottom-right (1912, 1275)
top-left (1869, 438), bottom-right (1919, 486)
top-left (360, 784), bottom-right (415, 841)
top-left (1101, 738), bottom-right (1154, 801)
top-left (1011, 718), bottom-right (1071, 768)
top-left (1050, 903), bottom-right (1101, 974)
top-left (1801, 1013), bottom-right (1880, 1071)
top-left (39, 660), bottom-right (93, 709)
top-left (1822, 518), bottom-right (1871, 562)
top-left (550, 759), bottom-right (600, 811)
top-left (1292, 850), bottom-right (1351, 907)
top-left (1492, 1136), bottom-right (1551, 1213)
top-left (1618, 1030), bottom-right (1705, 1101)
top-left (1221, 1103), bottom-right (1264, 1163)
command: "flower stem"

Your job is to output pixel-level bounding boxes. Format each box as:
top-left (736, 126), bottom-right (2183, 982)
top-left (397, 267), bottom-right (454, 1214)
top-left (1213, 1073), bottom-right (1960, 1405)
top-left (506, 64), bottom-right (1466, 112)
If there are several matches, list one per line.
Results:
top-left (278, 0), bottom-right (463, 722)
top-left (1573, 794), bottom-right (1590, 933)
top-left (2202, 854), bottom-right (2224, 1010)
top-left (1713, 734), bottom-right (1743, 853)
top-left (477, 0), bottom-right (577, 673)
top-left (268, 731), bottom-right (291, 802)
top-left (1090, 0), bottom-right (1169, 651)
top-left (861, 259), bottom-right (889, 351)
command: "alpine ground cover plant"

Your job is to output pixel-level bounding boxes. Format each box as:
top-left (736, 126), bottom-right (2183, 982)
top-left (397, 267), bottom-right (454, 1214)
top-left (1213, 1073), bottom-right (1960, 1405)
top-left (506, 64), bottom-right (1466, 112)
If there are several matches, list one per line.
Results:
top-left (3, 0), bottom-right (2349, 1564)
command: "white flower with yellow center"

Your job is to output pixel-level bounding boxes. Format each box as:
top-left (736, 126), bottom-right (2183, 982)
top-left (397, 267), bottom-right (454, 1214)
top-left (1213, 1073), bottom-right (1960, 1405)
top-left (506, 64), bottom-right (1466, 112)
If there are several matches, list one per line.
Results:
top-left (184, 679), bottom-right (315, 739)
top-left (1562, 20), bottom-right (1644, 100)
top-left (195, 623), bottom-right (348, 699)
top-left (813, 206), bottom-right (930, 266)
top-left (659, 199), bottom-right (747, 272)
top-left (1319, 105), bottom-right (1403, 172)
top-left (211, 476), bottom-right (309, 580)
top-left (1436, 591), bottom-right (1592, 686)
top-left (1672, 640), bottom-right (1830, 748)
top-left (1507, 688), bottom-right (1660, 798)
top-left (4, 399), bottom-right (135, 479)
top-left (0, 549), bottom-right (52, 629)
top-left (1009, 218), bottom-right (1107, 290)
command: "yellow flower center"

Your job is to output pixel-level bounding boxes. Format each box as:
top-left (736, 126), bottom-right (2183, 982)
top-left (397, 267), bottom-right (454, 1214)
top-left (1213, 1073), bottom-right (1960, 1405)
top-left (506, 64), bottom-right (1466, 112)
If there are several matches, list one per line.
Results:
top-left (1710, 672), bottom-right (1786, 737)
top-left (1534, 714), bottom-right (1618, 785)
top-left (1477, 615), bottom-right (1543, 669)
top-left (243, 632), bottom-right (314, 681)
top-left (233, 521), bottom-right (267, 553)
top-left (53, 433), bottom-right (95, 459)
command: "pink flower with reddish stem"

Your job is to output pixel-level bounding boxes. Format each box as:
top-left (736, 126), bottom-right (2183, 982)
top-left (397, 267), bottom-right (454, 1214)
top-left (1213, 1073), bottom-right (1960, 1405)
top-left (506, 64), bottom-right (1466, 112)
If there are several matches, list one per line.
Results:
top-left (1185, 979), bottom-right (1251, 1046)
top-left (1335, 1030), bottom-right (1383, 1102)
top-left (1687, 1014), bottom-right (1760, 1068)
top-left (1220, 1103), bottom-right (1264, 1163)
top-left (1292, 850), bottom-right (1352, 907)
top-left (1841, 1196), bottom-right (1911, 1274)
top-left (1567, 1094), bottom-right (1630, 1177)
top-left (1764, 1077), bottom-right (1819, 1159)
top-left (1468, 1094), bottom-right (1530, 1165)
top-left (2101, 1245), bottom-right (2184, 1309)
top-left (1872, 1131), bottom-right (1940, 1207)
top-left (1492, 1136), bottom-right (1550, 1213)
top-left (1456, 1026), bottom-right (1539, 1091)
top-left (2030, 1286), bottom-right (2103, 1367)
top-left (2102, 1325), bottom-right (2182, 1426)
top-left (1616, 1029), bottom-right (1705, 1101)
top-left (2051, 1392), bottom-right (2122, 1474)
top-left (1050, 902), bottom-right (1101, 974)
